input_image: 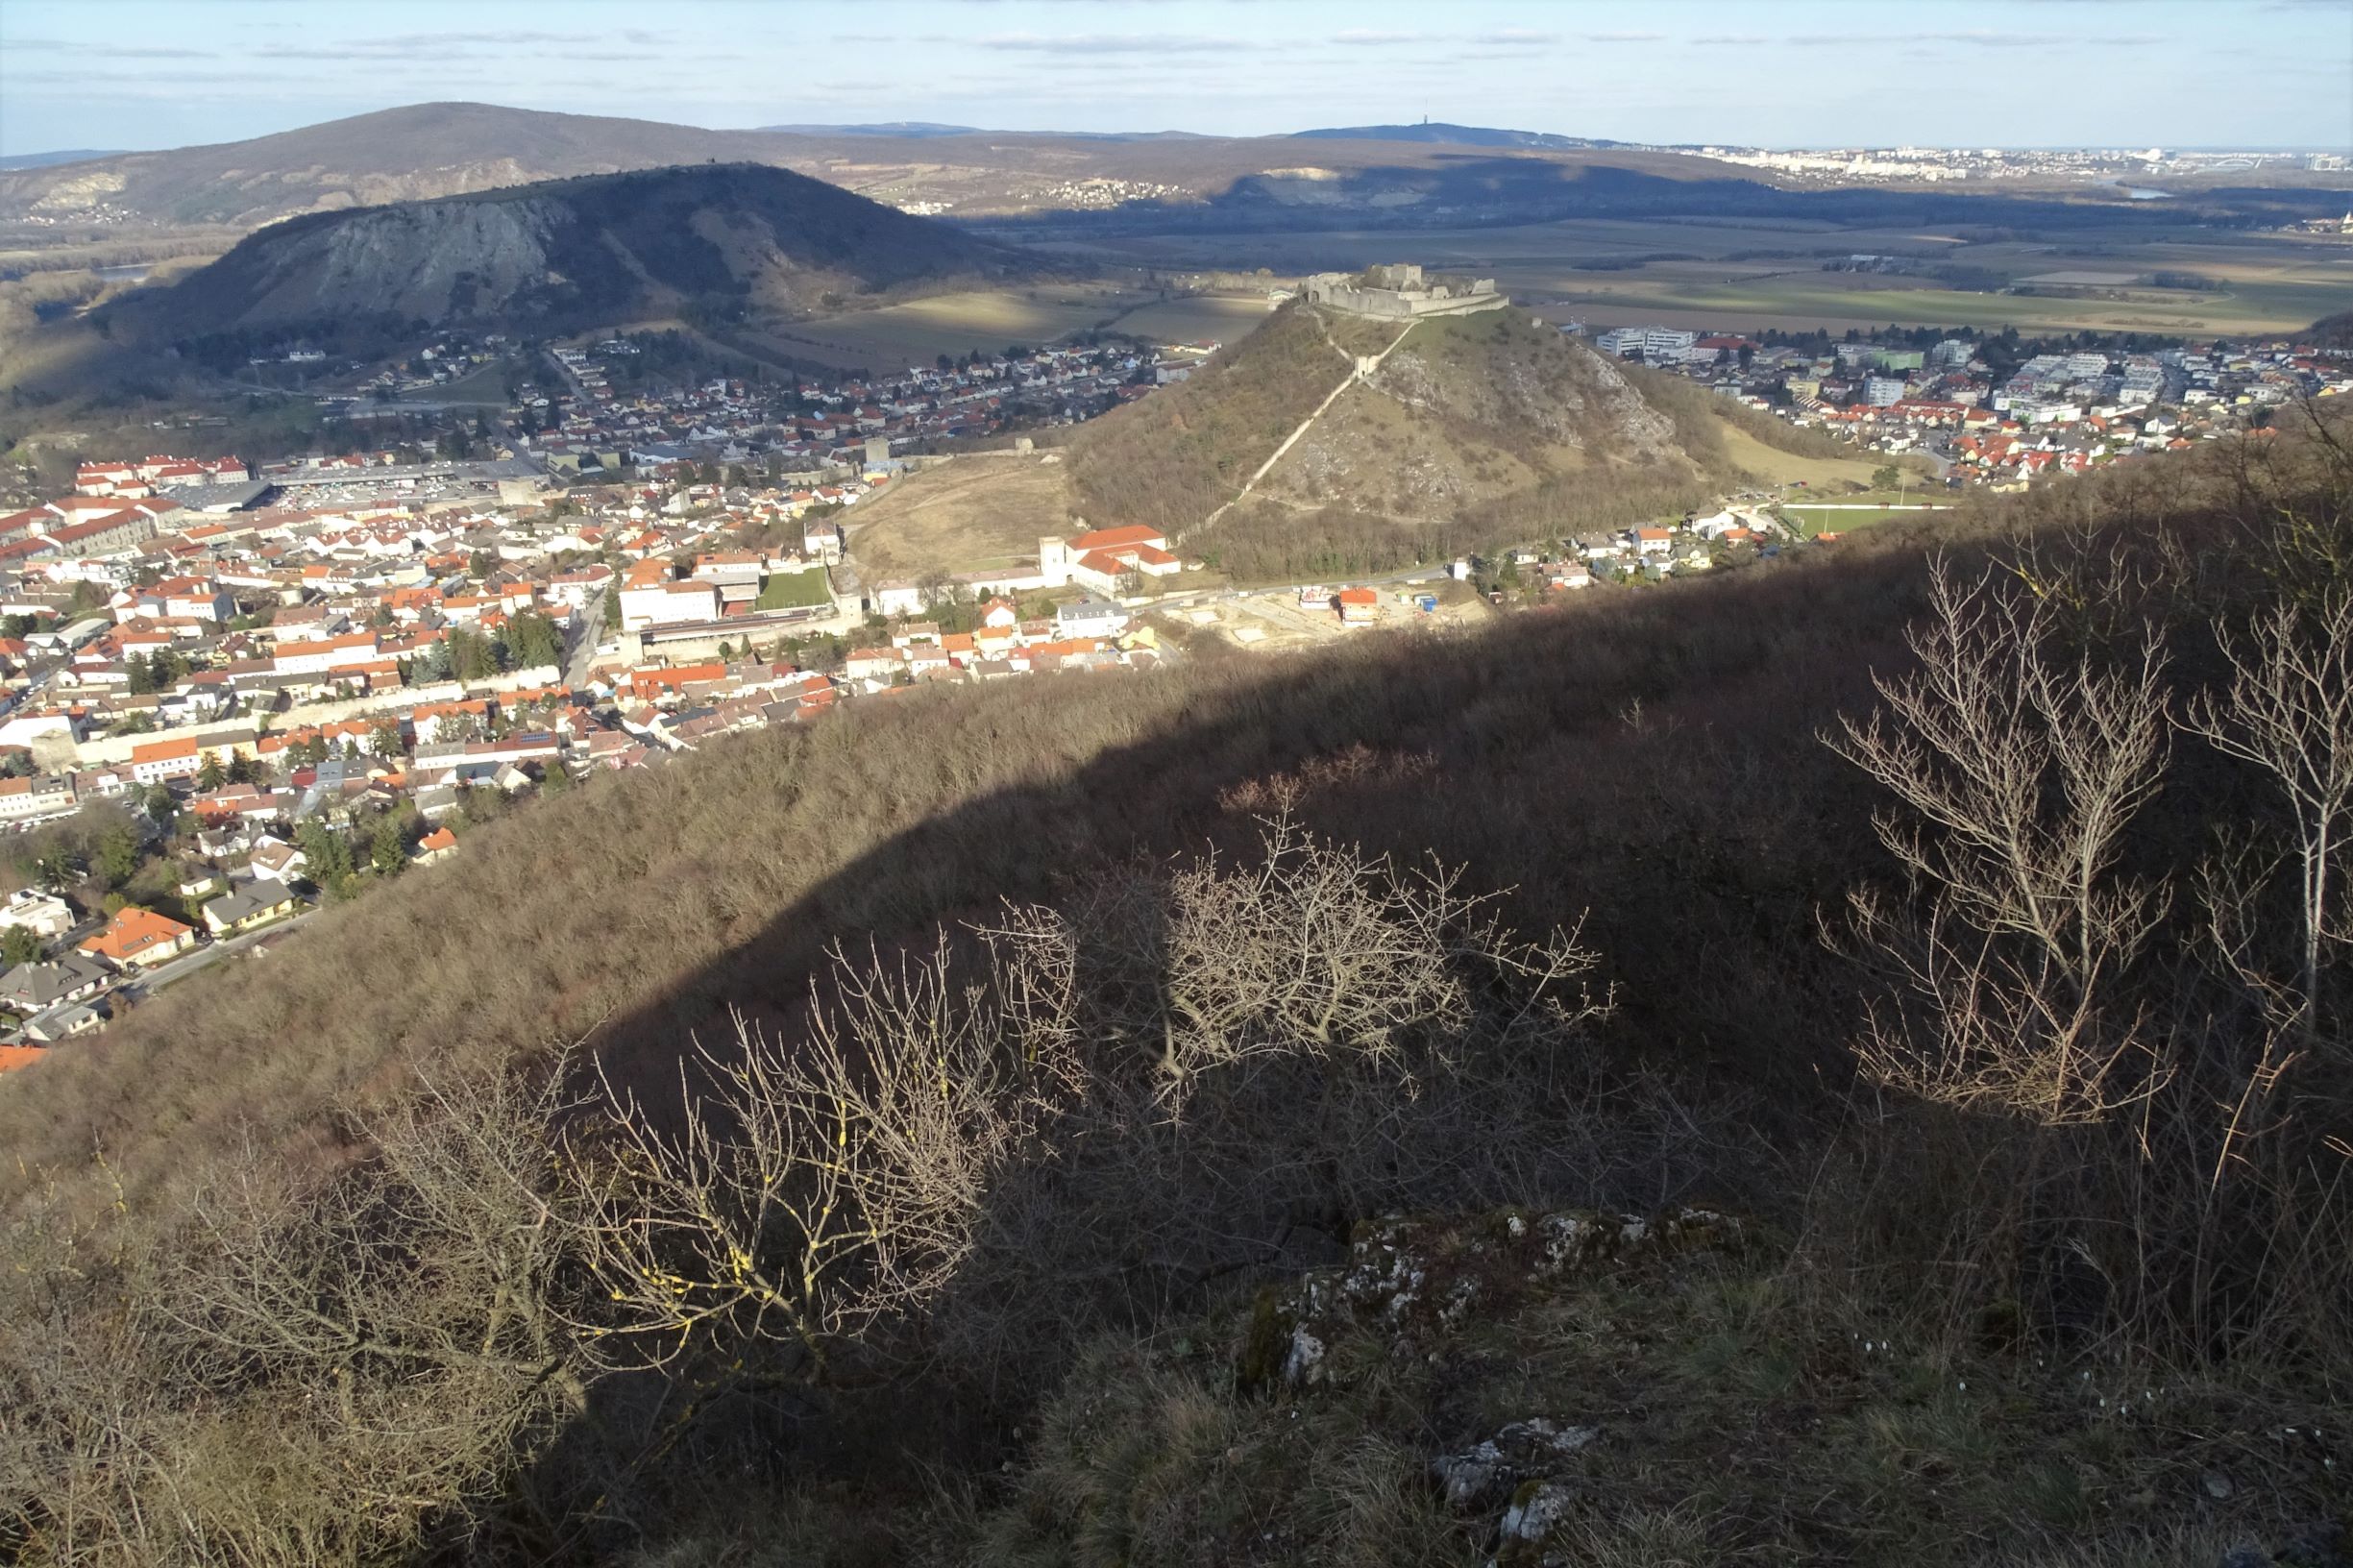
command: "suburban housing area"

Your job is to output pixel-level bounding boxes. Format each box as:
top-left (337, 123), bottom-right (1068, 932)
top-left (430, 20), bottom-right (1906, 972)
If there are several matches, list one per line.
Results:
top-left (0, 265), bottom-right (2342, 1061)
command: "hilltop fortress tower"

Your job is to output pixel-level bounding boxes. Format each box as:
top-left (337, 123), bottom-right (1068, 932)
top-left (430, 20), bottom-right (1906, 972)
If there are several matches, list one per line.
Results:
top-left (1282, 262), bottom-right (1507, 320)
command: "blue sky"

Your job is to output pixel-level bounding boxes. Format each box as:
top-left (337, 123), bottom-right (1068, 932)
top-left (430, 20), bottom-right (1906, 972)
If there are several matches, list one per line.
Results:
top-left (3, 0), bottom-right (2347, 156)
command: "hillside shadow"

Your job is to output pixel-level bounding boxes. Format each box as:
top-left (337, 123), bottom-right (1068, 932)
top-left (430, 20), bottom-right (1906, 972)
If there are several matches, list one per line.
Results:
top-left (588, 525), bottom-right (1997, 1097)
top-left (957, 158), bottom-right (2326, 243)
top-left (489, 522), bottom-right (2028, 1550)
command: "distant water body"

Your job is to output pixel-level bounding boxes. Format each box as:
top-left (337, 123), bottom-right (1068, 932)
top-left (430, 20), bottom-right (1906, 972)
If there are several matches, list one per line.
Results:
top-left (2096, 178), bottom-right (2175, 201)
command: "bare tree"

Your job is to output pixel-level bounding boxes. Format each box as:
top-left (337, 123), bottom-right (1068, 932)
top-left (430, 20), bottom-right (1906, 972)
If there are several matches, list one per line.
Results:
top-left (1829, 561), bottom-right (2173, 1124)
top-left (2188, 589), bottom-right (2353, 1048)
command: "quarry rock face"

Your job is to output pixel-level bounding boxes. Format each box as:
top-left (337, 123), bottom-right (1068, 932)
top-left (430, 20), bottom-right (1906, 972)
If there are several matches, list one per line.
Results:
top-left (260, 197), bottom-right (562, 323)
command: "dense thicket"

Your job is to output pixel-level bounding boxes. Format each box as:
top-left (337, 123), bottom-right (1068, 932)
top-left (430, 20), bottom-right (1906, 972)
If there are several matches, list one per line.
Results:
top-left (3, 419), bottom-right (2349, 1564)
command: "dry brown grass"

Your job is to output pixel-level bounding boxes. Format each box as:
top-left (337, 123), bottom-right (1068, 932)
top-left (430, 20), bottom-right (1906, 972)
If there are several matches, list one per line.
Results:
top-left (847, 453), bottom-right (1076, 578)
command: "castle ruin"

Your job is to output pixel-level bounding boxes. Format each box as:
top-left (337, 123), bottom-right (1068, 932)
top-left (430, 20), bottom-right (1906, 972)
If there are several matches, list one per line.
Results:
top-left (1284, 262), bottom-right (1507, 320)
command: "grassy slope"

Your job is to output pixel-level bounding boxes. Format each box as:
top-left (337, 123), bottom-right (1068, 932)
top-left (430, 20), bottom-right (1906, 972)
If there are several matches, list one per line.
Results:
top-left (1711, 421), bottom-right (1887, 489)
top-left (846, 453), bottom-right (1078, 578)
top-left (1254, 310), bottom-right (1654, 523)
top-left (1060, 303), bottom-right (1392, 536)
top-left (944, 1211), bottom-right (2336, 1567)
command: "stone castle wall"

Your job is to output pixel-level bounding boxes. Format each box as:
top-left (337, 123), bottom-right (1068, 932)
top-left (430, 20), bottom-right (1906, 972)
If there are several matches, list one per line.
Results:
top-left (1296, 270), bottom-right (1507, 320)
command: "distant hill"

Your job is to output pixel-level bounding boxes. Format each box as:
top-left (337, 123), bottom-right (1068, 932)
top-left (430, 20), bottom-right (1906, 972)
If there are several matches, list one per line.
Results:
top-left (855, 300), bottom-right (1854, 584)
top-left (758, 122), bottom-right (982, 137)
top-left (13, 102), bottom-right (2321, 245)
top-left (1066, 302), bottom-right (1800, 577)
top-left (0, 148), bottom-right (126, 171)
top-left (0, 101), bottom-right (1724, 233)
top-left (2313, 309), bottom-right (2353, 350)
top-left (1290, 122), bottom-right (1626, 150)
top-left (0, 103), bottom-right (797, 231)
top-left (122, 162), bottom-right (1038, 341)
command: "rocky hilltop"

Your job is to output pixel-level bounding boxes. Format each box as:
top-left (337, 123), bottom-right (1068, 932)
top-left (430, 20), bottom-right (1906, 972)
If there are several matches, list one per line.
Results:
top-left (122, 161), bottom-right (1037, 339)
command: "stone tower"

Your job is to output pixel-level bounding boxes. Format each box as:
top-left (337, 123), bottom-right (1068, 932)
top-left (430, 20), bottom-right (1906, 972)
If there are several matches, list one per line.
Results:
top-left (1038, 535), bottom-right (1071, 588)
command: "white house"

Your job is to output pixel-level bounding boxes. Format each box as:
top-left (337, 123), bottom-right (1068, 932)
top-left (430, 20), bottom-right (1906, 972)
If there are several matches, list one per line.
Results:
top-left (0, 888), bottom-right (74, 939)
top-left (618, 579), bottom-right (721, 632)
top-left (869, 580), bottom-right (927, 618)
top-left (1056, 599), bottom-right (1130, 640)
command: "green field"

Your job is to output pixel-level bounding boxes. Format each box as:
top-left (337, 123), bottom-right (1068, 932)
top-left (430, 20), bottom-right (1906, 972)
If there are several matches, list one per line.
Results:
top-left (409, 361), bottom-right (514, 405)
top-left (1777, 502), bottom-right (1952, 537)
top-left (755, 567), bottom-right (836, 609)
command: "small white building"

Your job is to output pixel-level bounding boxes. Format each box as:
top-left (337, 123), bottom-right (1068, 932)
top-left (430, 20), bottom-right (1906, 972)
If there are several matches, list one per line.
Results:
top-left (0, 888), bottom-right (74, 940)
top-left (870, 580), bottom-right (927, 618)
top-left (618, 579), bottom-right (721, 632)
top-left (1056, 599), bottom-right (1130, 640)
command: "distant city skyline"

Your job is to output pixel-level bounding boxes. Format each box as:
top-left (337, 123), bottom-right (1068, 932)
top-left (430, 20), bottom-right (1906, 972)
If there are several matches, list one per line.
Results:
top-left (3, 0), bottom-right (2348, 158)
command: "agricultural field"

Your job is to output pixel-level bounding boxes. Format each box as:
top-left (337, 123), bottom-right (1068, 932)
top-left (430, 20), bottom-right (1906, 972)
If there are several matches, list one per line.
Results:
top-left (1094, 291), bottom-right (1268, 348)
top-left (1549, 268), bottom-right (2342, 336)
top-left (743, 284), bottom-right (1154, 371)
top-left (1074, 215), bottom-right (2351, 338)
top-left (845, 453), bottom-right (1074, 579)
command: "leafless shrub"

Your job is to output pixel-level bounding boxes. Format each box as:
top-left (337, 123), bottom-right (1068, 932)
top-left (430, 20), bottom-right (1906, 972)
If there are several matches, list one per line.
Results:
top-left (1828, 561), bottom-right (2172, 1124)
top-left (1824, 522), bottom-right (2353, 1367)
top-left (577, 935), bottom-right (1080, 1376)
top-left (578, 819), bottom-right (1623, 1384)
top-left (0, 1065), bottom-right (607, 1566)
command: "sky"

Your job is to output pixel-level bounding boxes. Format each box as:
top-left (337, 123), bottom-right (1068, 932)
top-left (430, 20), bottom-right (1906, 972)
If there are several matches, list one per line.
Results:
top-left (3, 0), bottom-right (2349, 158)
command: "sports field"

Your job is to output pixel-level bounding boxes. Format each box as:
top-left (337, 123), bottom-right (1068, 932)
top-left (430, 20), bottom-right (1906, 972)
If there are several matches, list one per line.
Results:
top-left (1777, 502), bottom-right (1954, 537)
top-left (755, 567), bottom-right (835, 610)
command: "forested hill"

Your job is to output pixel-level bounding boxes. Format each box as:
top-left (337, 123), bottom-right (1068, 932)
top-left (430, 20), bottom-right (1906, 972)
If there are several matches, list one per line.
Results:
top-left (1, 421), bottom-right (2347, 1565)
top-left (116, 161), bottom-right (1038, 340)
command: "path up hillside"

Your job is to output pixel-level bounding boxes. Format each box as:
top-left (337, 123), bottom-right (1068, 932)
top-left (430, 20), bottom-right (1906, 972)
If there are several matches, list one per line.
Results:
top-left (1253, 308), bottom-right (1687, 523)
top-left (1050, 301), bottom-right (1850, 582)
